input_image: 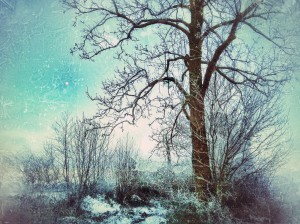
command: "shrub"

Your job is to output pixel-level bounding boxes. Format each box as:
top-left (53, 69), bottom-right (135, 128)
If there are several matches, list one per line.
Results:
top-left (20, 152), bottom-right (59, 188)
top-left (164, 190), bottom-right (233, 224)
top-left (223, 175), bottom-right (286, 223)
top-left (113, 138), bottom-right (139, 204)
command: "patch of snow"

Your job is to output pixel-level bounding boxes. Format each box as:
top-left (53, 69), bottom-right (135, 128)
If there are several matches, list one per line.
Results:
top-left (141, 215), bottom-right (167, 224)
top-left (131, 200), bottom-right (167, 223)
top-left (149, 200), bottom-right (168, 216)
top-left (81, 195), bottom-right (120, 216)
top-left (133, 206), bottom-right (154, 215)
top-left (80, 196), bottom-right (167, 223)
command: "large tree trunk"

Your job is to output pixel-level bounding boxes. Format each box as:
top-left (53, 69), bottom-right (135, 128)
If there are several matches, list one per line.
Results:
top-left (190, 95), bottom-right (212, 200)
top-left (189, 0), bottom-right (212, 200)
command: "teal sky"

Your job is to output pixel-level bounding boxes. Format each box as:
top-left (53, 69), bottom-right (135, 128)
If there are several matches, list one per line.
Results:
top-left (0, 0), bottom-right (300, 173)
top-left (0, 0), bottom-right (112, 152)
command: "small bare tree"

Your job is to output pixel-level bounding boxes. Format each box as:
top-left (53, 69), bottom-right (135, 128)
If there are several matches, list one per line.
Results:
top-left (71, 119), bottom-right (110, 200)
top-left (20, 151), bottom-right (59, 188)
top-left (63, 0), bottom-right (292, 199)
top-left (21, 114), bottom-right (112, 204)
top-left (205, 76), bottom-right (288, 196)
top-left (113, 137), bottom-right (138, 204)
top-left (151, 116), bottom-right (191, 166)
top-left (52, 112), bottom-right (74, 191)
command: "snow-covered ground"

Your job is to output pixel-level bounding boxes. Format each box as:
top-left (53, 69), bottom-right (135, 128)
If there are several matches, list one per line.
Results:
top-left (81, 195), bottom-right (120, 217)
top-left (79, 195), bottom-right (167, 224)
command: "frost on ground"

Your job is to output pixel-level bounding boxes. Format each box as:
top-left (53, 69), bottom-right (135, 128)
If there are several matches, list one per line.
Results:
top-left (81, 195), bottom-right (120, 216)
top-left (80, 195), bottom-right (167, 224)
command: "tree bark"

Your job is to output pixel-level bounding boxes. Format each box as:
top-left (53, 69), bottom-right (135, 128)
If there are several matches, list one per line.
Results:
top-left (189, 0), bottom-right (212, 200)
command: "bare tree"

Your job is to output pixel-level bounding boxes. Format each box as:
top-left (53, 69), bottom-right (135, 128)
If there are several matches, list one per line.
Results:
top-left (151, 74), bottom-right (288, 196)
top-left (71, 118), bottom-right (110, 200)
top-left (151, 116), bottom-right (191, 166)
top-left (20, 113), bottom-right (112, 202)
top-left (113, 137), bottom-right (138, 204)
top-left (52, 112), bottom-right (74, 191)
top-left (205, 76), bottom-right (288, 196)
top-left (20, 150), bottom-right (59, 188)
top-left (63, 0), bottom-right (292, 199)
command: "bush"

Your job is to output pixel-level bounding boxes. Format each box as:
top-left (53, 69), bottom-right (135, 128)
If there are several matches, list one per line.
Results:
top-left (113, 138), bottom-right (139, 204)
top-left (159, 171), bottom-right (288, 224)
top-left (223, 175), bottom-right (286, 223)
top-left (164, 190), bottom-right (233, 224)
top-left (20, 152), bottom-right (59, 187)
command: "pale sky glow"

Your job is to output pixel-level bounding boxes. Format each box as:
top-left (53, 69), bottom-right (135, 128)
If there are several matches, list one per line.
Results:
top-left (0, 0), bottom-right (300, 176)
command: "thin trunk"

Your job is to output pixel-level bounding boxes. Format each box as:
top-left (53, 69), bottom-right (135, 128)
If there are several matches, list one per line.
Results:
top-left (164, 135), bottom-right (172, 166)
top-left (64, 132), bottom-right (70, 192)
top-left (189, 0), bottom-right (212, 200)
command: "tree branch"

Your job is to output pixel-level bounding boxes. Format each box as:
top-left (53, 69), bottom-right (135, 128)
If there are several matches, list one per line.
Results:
top-left (201, 1), bottom-right (261, 96)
